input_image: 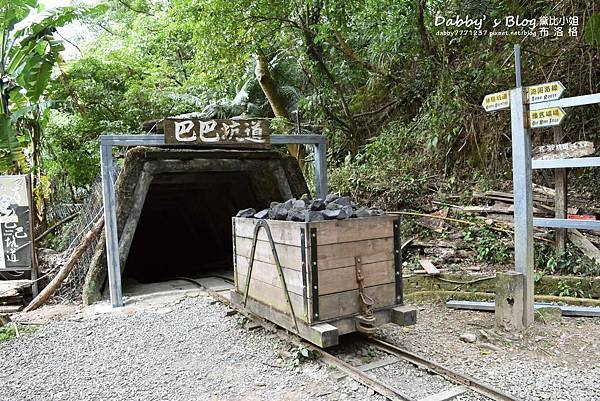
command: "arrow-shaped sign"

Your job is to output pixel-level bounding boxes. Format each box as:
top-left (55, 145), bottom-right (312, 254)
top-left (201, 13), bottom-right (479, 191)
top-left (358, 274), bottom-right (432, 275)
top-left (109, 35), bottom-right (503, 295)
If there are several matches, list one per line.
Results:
top-left (529, 107), bottom-right (566, 129)
top-left (526, 81), bottom-right (565, 104)
top-left (482, 90), bottom-right (510, 112)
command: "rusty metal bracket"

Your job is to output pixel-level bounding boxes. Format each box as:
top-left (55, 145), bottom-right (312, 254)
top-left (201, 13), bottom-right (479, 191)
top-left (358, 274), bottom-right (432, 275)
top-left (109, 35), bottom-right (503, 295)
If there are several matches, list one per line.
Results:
top-left (355, 256), bottom-right (376, 334)
top-left (242, 219), bottom-right (299, 333)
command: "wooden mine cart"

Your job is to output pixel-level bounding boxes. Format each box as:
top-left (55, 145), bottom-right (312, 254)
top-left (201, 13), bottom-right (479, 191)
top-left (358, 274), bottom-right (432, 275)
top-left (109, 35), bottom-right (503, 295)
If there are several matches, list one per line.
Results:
top-left (231, 216), bottom-right (415, 347)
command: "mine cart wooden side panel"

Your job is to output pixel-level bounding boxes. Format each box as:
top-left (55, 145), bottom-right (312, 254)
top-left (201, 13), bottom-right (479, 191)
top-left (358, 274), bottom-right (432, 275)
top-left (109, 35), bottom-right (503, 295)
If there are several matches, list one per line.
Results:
top-left (305, 217), bottom-right (399, 322)
top-left (232, 215), bottom-right (403, 345)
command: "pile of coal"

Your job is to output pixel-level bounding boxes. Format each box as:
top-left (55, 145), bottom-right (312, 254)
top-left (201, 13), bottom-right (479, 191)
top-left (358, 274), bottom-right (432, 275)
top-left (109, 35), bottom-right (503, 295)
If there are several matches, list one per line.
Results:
top-left (236, 194), bottom-right (385, 222)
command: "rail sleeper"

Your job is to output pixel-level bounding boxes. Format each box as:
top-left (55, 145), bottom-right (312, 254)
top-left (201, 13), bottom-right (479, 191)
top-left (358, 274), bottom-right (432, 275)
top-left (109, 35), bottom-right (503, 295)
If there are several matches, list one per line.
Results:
top-left (231, 215), bottom-right (414, 347)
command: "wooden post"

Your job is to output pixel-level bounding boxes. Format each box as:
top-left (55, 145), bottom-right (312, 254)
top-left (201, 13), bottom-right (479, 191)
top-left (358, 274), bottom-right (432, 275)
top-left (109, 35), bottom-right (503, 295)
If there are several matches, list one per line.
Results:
top-left (553, 126), bottom-right (567, 255)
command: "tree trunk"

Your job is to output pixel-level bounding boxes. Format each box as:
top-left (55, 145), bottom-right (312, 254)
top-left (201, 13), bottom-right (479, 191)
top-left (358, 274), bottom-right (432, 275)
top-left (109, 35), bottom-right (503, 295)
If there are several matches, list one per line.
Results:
top-left (254, 53), bottom-right (305, 169)
top-left (416, 0), bottom-right (436, 58)
top-left (30, 117), bottom-right (47, 232)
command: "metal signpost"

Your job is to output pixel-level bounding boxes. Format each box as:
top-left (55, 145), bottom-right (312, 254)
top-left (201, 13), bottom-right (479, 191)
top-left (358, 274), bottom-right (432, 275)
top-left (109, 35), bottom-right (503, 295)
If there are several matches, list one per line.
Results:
top-left (100, 132), bottom-right (328, 308)
top-left (482, 44), bottom-right (600, 327)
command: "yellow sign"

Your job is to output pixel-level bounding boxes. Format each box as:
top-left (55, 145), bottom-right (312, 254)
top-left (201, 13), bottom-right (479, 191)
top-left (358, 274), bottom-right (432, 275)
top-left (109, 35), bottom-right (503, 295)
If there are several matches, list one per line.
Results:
top-left (529, 107), bottom-right (566, 129)
top-left (482, 91), bottom-right (510, 112)
top-left (526, 81), bottom-right (565, 104)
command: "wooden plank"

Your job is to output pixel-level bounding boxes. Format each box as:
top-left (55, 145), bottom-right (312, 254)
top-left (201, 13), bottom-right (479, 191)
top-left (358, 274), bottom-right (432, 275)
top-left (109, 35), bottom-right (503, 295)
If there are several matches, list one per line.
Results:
top-left (0, 305), bottom-right (23, 313)
top-left (235, 216), bottom-right (396, 246)
top-left (568, 229), bottom-right (600, 264)
top-left (418, 386), bottom-right (468, 401)
top-left (318, 283), bottom-right (396, 321)
top-left (318, 260), bottom-right (395, 295)
top-left (0, 289), bottom-right (20, 298)
top-left (236, 235), bottom-right (395, 272)
top-left (235, 255), bottom-right (306, 297)
top-left (236, 273), bottom-right (309, 322)
top-left (0, 280), bottom-right (31, 293)
top-left (332, 357), bottom-right (399, 380)
top-left (315, 237), bottom-right (394, 270)
top-left (233, 217), bottom-right (305, 246)
top-left (308, 216), bottom-right (395, 245)
top-left (230, 290), bottom-right (338, 347)
top-left (418, 257), bottom-right (440, 275)
top-left (235, 236), bottom-right (303, 271)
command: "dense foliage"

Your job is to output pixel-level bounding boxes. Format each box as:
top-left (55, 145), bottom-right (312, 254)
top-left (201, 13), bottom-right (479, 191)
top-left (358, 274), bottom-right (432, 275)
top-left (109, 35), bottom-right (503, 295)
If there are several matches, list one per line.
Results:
top-left (4, 0), bottom-right (600, 215)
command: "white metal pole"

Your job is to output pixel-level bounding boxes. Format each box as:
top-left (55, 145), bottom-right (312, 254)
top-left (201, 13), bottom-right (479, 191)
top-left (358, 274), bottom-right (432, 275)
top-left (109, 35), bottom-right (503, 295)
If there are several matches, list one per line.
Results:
top-left (510, 45), bottom-right (534, 327)
top-left (100, 143), bottom-right (124, 308)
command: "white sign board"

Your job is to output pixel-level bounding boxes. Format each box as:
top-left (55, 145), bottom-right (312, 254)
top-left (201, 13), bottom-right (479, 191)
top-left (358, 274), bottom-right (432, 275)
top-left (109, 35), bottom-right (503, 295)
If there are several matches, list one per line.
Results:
top-left (482, 91), bottom-right (510, 111)
top-left (529, 107), bottom-right (566, 129)
top-left (526, 81), bottom-right (565, 104)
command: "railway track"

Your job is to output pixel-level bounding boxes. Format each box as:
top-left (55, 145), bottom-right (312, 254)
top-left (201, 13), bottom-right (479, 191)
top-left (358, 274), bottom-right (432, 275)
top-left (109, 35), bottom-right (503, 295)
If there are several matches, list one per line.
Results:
top-left (318, 337), bottom-right (519, 401)
top-left (205, 286), bottom-right (520, 401)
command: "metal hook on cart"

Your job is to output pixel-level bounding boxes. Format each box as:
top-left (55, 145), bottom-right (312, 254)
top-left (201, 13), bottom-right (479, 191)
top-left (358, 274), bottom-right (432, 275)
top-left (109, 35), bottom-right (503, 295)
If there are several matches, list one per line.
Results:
top-left (242, 219), bottom-right (300, 334)
top-left (354, 256), bottom-right (377, 335)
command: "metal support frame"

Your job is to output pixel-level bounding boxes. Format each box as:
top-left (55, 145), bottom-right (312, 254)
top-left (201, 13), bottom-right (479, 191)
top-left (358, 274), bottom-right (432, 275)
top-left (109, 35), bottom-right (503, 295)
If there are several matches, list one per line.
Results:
top-left (532, 157), bottom-right (600, 169)
top-left (508, 45), bottom-right (600, 327)
top-left (242, 219), bottom-right (299, 333)
top-left (509, 48), bottom-right (535, 326)
top-left (99, 134), bottom-right (328, 308)
top-left (393, 218), bottom-right (403, 305)
top-left (309, 227), bottom-right (319, 321)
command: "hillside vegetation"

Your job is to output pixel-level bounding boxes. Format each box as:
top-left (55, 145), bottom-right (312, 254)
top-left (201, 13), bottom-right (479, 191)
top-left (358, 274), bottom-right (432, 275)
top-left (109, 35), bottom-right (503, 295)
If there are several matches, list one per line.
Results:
top-left (2, 0), bottom-right (599, 216)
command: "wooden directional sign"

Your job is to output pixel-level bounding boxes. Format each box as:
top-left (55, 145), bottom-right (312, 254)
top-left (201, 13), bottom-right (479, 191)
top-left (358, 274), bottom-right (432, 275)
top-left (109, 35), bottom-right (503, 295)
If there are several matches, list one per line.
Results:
top-left (482, 90), bottom-right (510, 111)
top-left (164, 118), bottom-right (270, 149)
top-left (533, 141), bottom-right (595, 160)
top-left (526, 81), bottom-right (565, 104)
top-left (528, 107), bottom-right (566, 129)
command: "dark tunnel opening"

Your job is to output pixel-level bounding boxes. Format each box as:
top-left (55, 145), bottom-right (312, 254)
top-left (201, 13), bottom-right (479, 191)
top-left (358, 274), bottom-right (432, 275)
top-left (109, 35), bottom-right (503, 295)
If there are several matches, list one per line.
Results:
top-left (123, 171), bottom-right (259, 283)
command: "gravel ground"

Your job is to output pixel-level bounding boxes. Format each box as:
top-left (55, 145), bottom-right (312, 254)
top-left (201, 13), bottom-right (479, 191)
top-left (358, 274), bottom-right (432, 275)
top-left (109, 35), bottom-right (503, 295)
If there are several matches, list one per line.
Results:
top-left (1, 288), bottom-right (598, 401)
top-left (378, 304), bottom-right (600, 401)
top-left (0, 292), bottom-right (381, 401)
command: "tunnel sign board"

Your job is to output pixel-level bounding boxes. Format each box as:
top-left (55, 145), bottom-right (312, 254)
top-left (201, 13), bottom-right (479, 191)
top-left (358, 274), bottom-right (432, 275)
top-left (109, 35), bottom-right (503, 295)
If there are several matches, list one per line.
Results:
top-left (525, 81), bottom-right (565, 104)
top-left (0, 175), bottom-right (32, 271)
top-left (482, 91), bottom-right (510, 111)
top-left (164, 118), bottom-right (271, 149)
top-left (528, 107), bottom-right (566, 129)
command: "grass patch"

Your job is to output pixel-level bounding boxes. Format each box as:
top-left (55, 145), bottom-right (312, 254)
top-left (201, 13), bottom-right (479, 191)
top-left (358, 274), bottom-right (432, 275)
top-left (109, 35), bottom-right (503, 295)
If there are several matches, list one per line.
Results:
top-left (0, 324), bottom-right (38, 342)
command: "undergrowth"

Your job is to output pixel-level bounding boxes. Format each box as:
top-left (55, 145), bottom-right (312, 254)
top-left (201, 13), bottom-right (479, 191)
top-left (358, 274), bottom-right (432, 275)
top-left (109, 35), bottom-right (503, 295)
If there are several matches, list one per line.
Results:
top-left (0, 324), bottom-right (38, 342)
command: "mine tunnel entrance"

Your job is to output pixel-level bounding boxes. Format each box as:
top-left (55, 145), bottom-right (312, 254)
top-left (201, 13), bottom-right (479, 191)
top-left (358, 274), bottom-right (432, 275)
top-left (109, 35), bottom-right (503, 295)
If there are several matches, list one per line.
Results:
top-left (123, 171), bottom-right (259, 283)
top-left (83, 148), bottom-right (308, 304)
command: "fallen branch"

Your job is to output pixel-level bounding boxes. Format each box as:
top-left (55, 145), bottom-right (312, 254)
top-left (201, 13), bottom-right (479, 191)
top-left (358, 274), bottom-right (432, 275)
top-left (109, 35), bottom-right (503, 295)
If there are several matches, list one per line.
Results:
top-left (388, 211), bottom-right (552, 243)
top-left (24, 216), bottom-right (104, 312)
top-left (568, 229), bottom-right (600, 264)
top-left (35, 211), bottom-right (80, 242)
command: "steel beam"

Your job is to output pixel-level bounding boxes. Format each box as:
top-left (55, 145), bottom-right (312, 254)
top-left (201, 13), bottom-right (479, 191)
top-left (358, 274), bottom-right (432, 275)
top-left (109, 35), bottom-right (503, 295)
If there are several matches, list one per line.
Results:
top-left (532, 157), bottom-right (600, 169)
top-left (510, 86), bottom-right (535, 327)
top-left (529, 93), bottom-right (600, 111)
top-left (100, 144), bottom-right (123, 307)
top-left (533, 218), bottom-right (600, 230)
top-left (99, 133), bottom-right (328, 308)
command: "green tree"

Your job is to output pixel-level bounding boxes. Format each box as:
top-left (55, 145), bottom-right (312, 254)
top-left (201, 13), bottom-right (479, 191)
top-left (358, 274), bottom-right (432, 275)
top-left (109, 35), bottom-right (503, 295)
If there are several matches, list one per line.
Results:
top-left (0, 0), bottom-right (103, 225)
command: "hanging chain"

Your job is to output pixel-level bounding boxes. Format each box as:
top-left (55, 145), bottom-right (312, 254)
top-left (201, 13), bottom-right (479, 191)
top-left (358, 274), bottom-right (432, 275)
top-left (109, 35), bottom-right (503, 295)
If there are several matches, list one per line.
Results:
top-left (355, 257), bottom-right (375, 319)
